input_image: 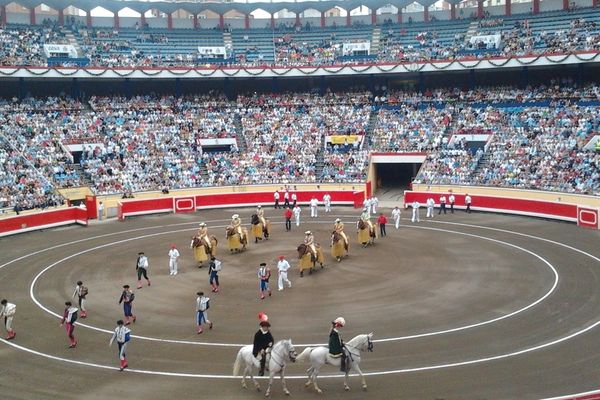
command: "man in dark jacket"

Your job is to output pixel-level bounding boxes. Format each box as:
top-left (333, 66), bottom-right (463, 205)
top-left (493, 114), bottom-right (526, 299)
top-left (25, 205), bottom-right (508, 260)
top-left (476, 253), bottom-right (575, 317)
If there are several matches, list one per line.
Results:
top-left (253, 320), bottom-right (274, 376)
top-left (329, 317), bottom-right (346, 371)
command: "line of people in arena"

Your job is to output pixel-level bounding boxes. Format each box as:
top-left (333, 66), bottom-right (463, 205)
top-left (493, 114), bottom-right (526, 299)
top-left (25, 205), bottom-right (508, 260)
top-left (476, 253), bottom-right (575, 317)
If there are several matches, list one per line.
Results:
top-left (1, 12), bottom-right (599, 69)
top-left (0, 84), bottom-right (598, 213)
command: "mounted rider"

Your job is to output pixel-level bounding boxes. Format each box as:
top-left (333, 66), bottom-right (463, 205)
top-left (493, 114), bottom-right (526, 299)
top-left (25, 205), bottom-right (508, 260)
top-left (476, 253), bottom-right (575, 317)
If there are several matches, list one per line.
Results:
top-left (329, 317), bottom-right (347, 372)
top-left (332, 218), bottom-right (349, 249)
top-left (197, 222), bottom-right (212, 250)
top-left (360, 208), bottom-right (374, 233)
top-left (256, 205), bottom-right (267, 226)
top-left (304, 231), bottom-right (318, 259)
top-left (232, 214), bottom-right (244, 237)
top-left (253, 318), bottom-right (274, 376)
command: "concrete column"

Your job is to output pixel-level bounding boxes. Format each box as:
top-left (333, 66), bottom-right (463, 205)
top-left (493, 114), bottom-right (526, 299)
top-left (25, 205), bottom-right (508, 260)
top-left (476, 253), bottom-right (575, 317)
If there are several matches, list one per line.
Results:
top-left (477, 0), bottom-right (484, 18)
top-left (371, 9), bottom-right (376, 25)
top-left (320, 11), bottom-right (325, 28)
top-left (58, 9), bottom-right (64, 26)
top-left (114, 13), bottom-right (120, 29)
top-left (244, 14), bottom-right (250, 29)
top-left (397, 9), bottom-right (402, 23)
top-left (505, 0), bottom-right (512, 15)
top-left (295, 12), bottom-right (300, 26)
top-left (450, 3), bottom-right (456, 20)
top-left (346, 12), bottom-right (351, 27)
top-left (270, 14), bottom-right (275, 29)
top-left (194, 14), bottom-right (199, 29)
top-left (423, 6), bottom-right (429, 22)
top-left (219, 13), bottom-right (224, 29)
top-left (167, 12), bottom-right (173, 29)
top-left (533, 0), bottom-right (540, 14)
top-left (29, 8), bottom-right (36, 25)
top-left (86, 10), bottom-right (92, 27)
top-left (141, 12), bottom-right (146, 28)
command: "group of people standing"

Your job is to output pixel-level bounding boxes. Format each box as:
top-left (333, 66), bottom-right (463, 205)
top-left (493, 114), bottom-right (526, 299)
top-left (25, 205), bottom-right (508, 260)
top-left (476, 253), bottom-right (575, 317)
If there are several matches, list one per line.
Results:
top-left (409, 193), bottom-right (473, 222)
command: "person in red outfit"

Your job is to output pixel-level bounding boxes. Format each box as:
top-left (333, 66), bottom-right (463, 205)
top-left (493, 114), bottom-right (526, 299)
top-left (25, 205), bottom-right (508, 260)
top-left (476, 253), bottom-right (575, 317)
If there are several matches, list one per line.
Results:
top-left (377, 213), bottom-right (388, 237)
top-left (284, 206), bottom-right (293, 231)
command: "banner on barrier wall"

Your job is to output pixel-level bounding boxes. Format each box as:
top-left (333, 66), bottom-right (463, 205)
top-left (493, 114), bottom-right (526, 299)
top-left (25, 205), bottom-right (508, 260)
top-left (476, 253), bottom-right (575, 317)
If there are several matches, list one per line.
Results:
top-left (577, 206), bottom-right (599, 229)
top-left (174, 197), bottom-right (196, 213)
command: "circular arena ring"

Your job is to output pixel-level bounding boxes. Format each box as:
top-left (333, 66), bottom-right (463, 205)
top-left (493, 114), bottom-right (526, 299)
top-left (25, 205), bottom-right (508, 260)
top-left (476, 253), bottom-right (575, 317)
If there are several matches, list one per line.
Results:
top-left (1, 206), bottom-right (599, 400)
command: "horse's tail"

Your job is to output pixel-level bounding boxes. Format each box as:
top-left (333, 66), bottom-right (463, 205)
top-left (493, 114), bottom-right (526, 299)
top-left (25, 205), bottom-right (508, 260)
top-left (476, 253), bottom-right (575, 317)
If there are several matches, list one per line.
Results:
top-left (233, 348), bottom-right (244, 376)
top-left (296, 347), bottom-right (314, 362)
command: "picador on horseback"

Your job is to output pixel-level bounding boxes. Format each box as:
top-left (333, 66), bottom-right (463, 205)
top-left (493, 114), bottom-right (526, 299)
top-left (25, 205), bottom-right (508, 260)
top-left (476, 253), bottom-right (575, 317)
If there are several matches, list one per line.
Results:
top-left (251, 205), bottom-right (271, 243)
top-left (331, 218), bottom-right (349, 262)
top-left (190, 222), bottom-right (218, 267)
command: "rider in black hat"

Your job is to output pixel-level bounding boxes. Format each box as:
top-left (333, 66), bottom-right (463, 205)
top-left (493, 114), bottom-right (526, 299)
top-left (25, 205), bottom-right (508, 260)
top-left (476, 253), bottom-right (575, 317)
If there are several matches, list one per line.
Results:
top-left (253, 320), bottom-right (274, 376)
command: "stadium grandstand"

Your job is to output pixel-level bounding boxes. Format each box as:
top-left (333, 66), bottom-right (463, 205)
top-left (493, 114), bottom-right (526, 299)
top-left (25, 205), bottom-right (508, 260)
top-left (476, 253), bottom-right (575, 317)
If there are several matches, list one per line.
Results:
top-left (0, 0), bottom-right (598, 216)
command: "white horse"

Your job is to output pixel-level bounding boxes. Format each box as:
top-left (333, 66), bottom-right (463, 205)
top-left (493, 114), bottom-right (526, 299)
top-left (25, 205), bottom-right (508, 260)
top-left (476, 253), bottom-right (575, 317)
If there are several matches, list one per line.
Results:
top-left (296, 332), bottom-right (374, 394)
top-left (233, 339), bottom-right (298, 397)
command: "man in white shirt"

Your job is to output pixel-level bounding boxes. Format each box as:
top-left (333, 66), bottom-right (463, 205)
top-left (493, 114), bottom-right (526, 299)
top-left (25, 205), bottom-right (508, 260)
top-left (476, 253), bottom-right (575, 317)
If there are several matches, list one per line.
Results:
top-left (98, 201), bottom-right (105, 221)
top-left (411, 201), bottom-right (421, 223)
top-left (72, 281), bottom-right (89, 318)
top-left (391, 206), bottom-right (401, 229)
top-left (371, 197), bottom-right (378, 214)
top-left (426, 197), bottom-right (435, 218)
top-left (438, 195), bottom-right (447, 215)
top-left (309, 197), bottom-right (319, 218)
top-left (136, 252), bottom-right (150, 289)
top-left (168, 244), bottom-right (180, 276)
top-left (465, 194), bottom-right (472, 213)
top-left (323, 193), bottom-right (332, 213)
top-left (449, 194), bottom-right (456, 214)
top-left (0, 299), bottom-right (16, 340)
top-left (277, 255), bottom-right (292, 291)
top-left (293, 204), bottom-right (301, 226)
top-left (291, 192), bottom-right (297, 207)
top-left (283, 190), bottom-right (290, 208)
top-left (273, 190), bottom-right (280, 209)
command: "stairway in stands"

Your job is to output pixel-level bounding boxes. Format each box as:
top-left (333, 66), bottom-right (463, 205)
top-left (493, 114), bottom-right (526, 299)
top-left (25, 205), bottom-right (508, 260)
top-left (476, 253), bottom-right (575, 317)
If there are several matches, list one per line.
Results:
top-left (62, 27), bottom-right (84, 58)
top-left (363, 107), bottom-right (379, 150)
top-left (72, 164), bottom-right (93, 186)
top-left (314, 144), bottom-right (325, 181)
top-left (464, 20), bottom-right (480, 43)
top-left (234, 113), bottom-right (248, 152)
top-left (370, 27), bottom-right (382, 57)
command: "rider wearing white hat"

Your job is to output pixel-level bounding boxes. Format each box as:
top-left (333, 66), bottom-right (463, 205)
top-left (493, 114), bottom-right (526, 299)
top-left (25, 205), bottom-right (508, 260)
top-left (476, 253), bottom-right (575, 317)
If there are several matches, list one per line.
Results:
top-left (329, 317), bottom-right (346, 371)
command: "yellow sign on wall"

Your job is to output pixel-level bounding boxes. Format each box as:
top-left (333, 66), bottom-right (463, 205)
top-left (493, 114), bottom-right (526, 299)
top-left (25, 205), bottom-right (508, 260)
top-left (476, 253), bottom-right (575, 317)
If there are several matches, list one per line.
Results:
top-left (58, 187), bottom-right (93, 200)
top-left (329, 135), bottom-right (360, 145)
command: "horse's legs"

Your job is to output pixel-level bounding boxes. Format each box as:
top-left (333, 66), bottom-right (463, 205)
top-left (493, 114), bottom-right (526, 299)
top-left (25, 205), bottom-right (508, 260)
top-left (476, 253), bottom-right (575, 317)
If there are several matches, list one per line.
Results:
top-left (312, 366), bottom-right (323, 394)
top-left (280, 369), bottom-right (290, 395)
top-left (353, 363), bottom-right (368, 391)
top-left (249, 366), bottom-right (261, 391)
top-left (343, 371), bottom-right (350, 391)
top-left (241, 365), bottom-right (248, 388)
top-left (304, 366), bottom-right (313, 387)
top-left (265, 371), bottom-right (274, 397)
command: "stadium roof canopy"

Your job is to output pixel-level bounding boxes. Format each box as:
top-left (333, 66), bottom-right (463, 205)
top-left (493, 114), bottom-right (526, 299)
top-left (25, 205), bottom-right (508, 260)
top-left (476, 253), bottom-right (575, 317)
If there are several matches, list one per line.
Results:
top-left (0, 0), bottom-right (451, 15)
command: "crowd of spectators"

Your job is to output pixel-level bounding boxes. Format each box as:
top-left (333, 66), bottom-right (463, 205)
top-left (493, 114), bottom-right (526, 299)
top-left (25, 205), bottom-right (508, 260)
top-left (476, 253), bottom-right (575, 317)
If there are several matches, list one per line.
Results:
top-left (1, 9), bottom-right (599, 69)
top-left (0, 85), bottom-right (598, 214)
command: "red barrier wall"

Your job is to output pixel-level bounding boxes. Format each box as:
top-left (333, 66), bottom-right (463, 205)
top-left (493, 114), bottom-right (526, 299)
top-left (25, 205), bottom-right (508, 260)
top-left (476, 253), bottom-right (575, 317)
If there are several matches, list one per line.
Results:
top-left (0, 207), bottom-right (88, 237)
top-left (404, 191), bottom-right (578, 222)
top-left (119, 190), bottom-right (356, 220)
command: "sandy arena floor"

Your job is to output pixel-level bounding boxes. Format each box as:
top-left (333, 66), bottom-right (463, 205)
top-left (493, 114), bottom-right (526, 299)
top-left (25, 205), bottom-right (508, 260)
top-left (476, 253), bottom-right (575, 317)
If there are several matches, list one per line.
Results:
top-left (0, 206), bottom-right (599, 400)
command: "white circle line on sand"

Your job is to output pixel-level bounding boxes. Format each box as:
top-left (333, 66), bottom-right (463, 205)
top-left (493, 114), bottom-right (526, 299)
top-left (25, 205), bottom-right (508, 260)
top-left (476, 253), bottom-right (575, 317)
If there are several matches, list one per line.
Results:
top-left (29, 221), bottom-right (558, 347)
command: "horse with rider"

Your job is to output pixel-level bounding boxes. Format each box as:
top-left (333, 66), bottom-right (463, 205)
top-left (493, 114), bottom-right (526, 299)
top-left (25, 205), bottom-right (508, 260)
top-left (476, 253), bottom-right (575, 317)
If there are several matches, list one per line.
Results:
top-left (297, 230), bottom-right (325, 277)
top-left (226, 214), bottom-right (248, 252)
top-left (357, 208), bottom-right (377, 247)
top-left (251, 205), bottom-right (271, 243)
top-left (191, 222), bottom-right (218, 267)
top-left (331, 218), bottom-right (349, 262)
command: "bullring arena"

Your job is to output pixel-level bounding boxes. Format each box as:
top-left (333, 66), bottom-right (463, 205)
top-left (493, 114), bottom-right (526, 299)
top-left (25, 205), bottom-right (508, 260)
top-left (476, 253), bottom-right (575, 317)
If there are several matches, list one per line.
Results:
top-left (1, 0), bottom-right (600, 397)
top-left (1, 186), bottom-right (599, 400)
